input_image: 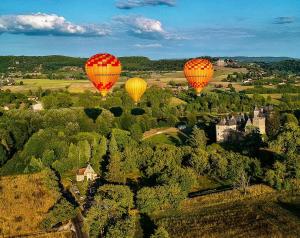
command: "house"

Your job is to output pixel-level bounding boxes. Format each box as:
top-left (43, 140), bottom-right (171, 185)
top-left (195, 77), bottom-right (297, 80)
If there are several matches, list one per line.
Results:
top-left (216, 59), bottom-right (226, 67)
top-left (76, 164), bottom-right (97, 182)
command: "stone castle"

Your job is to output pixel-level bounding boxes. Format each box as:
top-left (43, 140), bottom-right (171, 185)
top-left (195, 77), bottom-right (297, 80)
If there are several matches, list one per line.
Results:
top-left (216, 107), bottom-right (270, 142)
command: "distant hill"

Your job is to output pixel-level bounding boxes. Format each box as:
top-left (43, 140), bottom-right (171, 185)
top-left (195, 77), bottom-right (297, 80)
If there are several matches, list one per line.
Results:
top-left (221, 56), bottom-right (295, 63)
top-left (0, 55), bottom-right (298, 74)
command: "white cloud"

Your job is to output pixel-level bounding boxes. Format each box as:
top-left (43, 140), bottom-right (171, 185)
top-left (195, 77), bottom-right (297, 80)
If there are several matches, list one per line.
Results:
top-left (114, 15), bottom-right (182, 40)
top-left (116, 0), bottom-right (175, 9)
top-left (0, 13), bottom-right (110, 37)
top-left (135, 43), bottom-right (162, 48)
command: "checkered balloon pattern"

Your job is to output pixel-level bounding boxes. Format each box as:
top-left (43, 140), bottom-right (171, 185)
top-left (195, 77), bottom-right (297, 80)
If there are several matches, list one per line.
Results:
top-left (85, 53), bottom-right (122, 97)
top-left (184, 58), bottom-right (214, 95)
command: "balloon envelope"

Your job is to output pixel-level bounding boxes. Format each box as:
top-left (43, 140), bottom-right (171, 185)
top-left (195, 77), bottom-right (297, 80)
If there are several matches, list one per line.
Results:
top-left (184, 58), bottom-right (213, 96)
top-left (125, 77), bottom-right (147, 104)
top-left (85, 53), bottom-right (121, 97)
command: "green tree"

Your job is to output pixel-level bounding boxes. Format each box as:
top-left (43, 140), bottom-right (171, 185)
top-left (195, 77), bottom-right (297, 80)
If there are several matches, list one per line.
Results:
top-left (41, 149), bottom-right (55, 167)
top-left (266, 110), bottom-right (281, 139)
top-left (24, 156), bottom-right (44, 173)
top-left (151, 226), bottom-right (170, 238)
top-left (281, 113), bottom-right (298, 126)
top-left (105, 152), bottom-right (126, 184)
top-left (40, 197), bottom-right (78, 231)
top-left (188, 127), bottom-right (207, 149)
top-left (91, 136), bottom-right (107, 174)
top-left (84, 185), bottom-right (134, 237)
top-left (109, 134), bottom-right (118, 155)
top-left (0, 144), bottom-right (8, 166)
top-left (78, 140), bottom-right (91, 164)
top-left (189, 148), bottom-right (209, 174)
top-left (129, 123), bottom-right (143, 141)
top-left (269, 123), bottom-right (300, 155)
top-left (105, 215), bottom-right (136, 238)
top-left (137, 184), bottom-right (185, 214)
top-left (265, 161), bottom-right (286, 190)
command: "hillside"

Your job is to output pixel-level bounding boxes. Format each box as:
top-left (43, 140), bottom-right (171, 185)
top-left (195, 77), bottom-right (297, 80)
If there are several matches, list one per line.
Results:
top-left (0, 171), bottom-right (63, 237)
top-left (0, 55), bottom-right (298, 74)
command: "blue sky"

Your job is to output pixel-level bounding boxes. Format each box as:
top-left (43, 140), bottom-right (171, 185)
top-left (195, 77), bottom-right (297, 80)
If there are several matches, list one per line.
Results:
top-left (0, 0), bottom-right (299, 59)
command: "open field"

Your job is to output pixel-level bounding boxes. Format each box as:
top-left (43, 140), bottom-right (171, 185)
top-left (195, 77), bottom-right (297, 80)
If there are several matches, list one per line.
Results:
top-left (2, 66), bottom-right (249, 93)
top-left (2, 79), bottom-right (126, 93)
top-left (152, 185), bottom-right (300, 238)
top-left (144, 133), bottom-right (184, 145)
top-left (0, 172), bottom-right (60, 237)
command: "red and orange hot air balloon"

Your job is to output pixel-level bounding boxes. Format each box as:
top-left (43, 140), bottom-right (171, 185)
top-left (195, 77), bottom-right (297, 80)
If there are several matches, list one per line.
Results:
top-left (184, 58), bottom-right (214, 96)
top-left (85, 53), bottom-right (122, 98)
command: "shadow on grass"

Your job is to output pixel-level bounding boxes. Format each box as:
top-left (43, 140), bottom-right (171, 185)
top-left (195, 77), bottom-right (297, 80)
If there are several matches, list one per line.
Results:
top-left (131, 108), bottom-right (145, 116)
top-left (278, 200), bottom-right (300, 219)
top-left (110, 106), bottom-right (123, 117)
top-left (84, 108), bottom-right (102, 122)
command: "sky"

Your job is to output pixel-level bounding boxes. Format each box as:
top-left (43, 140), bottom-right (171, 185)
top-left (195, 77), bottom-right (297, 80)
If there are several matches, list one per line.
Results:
top-left (0, 0), bottom-right (299, 59)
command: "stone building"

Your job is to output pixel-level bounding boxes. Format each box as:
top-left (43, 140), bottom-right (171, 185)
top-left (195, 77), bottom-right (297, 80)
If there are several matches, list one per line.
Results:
top-left (245, 107), bottom-right (266, 134)
top-left (215, 107), bottom-right (268, 142)
top-left (76, 164), bottom-right (97, 182)
top-left (216, 116), bottom-right (238, 142)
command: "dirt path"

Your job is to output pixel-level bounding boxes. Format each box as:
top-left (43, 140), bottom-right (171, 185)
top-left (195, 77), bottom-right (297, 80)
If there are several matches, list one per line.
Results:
top-left (142, 127), bottom-right (188, 140)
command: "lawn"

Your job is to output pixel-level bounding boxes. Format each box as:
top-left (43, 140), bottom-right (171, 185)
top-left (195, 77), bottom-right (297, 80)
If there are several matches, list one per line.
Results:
top-left (151, 185), bottom-right (300, 238)
top-left (169, 97), bottom-right (187, 107)
top-left (3, 79), bottom-right (125, 93)
top-left (0, 171), bottom-right (60, 237)
top-left (144, 132), bottom-right (184, 146)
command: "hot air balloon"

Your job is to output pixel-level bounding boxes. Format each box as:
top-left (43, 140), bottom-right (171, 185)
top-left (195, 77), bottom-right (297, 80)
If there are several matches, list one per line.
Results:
top-left (184, 58), bottom-right (214, 96)
top-left (85, 53), bottom-right (122, 98)
top-left (125, 77), bottom-right (147, 104)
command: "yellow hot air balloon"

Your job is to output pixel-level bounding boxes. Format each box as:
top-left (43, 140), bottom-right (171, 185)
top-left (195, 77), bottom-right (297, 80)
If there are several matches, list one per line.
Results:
top-left (184, 58), bottom-right (214, 96)
top-left (125, 77), bottom-right (147, 104)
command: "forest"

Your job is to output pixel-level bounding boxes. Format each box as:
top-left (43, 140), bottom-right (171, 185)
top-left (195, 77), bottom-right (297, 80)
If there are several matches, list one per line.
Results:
top-left (0, 85), bottom-right (299, 237)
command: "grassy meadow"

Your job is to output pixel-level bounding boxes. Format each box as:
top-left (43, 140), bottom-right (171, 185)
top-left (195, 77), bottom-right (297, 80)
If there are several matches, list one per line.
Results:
top-left (0, 172), bottom-right (60, 237)
top-left (152, 185), bottom-right (300, 238)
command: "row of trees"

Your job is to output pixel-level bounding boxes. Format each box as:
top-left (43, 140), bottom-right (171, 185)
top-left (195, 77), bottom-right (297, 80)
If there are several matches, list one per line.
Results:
top-left (0, 56), bottom-right (220, 74)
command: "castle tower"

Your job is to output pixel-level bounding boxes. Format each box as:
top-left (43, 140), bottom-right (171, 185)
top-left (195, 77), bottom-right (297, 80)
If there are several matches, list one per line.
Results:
top-left (216, 117), bottom-right (237, 142)
top-left (246, 107), bottom-right (266, 134)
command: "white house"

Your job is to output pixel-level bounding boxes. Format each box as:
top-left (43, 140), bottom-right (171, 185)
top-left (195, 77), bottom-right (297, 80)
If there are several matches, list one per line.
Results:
top-left (76, 164), bottom-right (97, 182)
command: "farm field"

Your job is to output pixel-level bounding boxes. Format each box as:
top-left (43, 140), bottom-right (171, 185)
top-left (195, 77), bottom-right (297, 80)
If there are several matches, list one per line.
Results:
top-left (152, 185), bottom-right (300, 238)
top-left (0, 172), bottom-right (61, 237)
top-left (2, 66), bottom-right (252, 93)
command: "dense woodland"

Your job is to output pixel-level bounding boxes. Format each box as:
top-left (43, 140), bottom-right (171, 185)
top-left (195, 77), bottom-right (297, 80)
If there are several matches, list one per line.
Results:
top-left (0, 55), bottom-right (298, 74)
top-left (0, 85), bottom-right (299, 237)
